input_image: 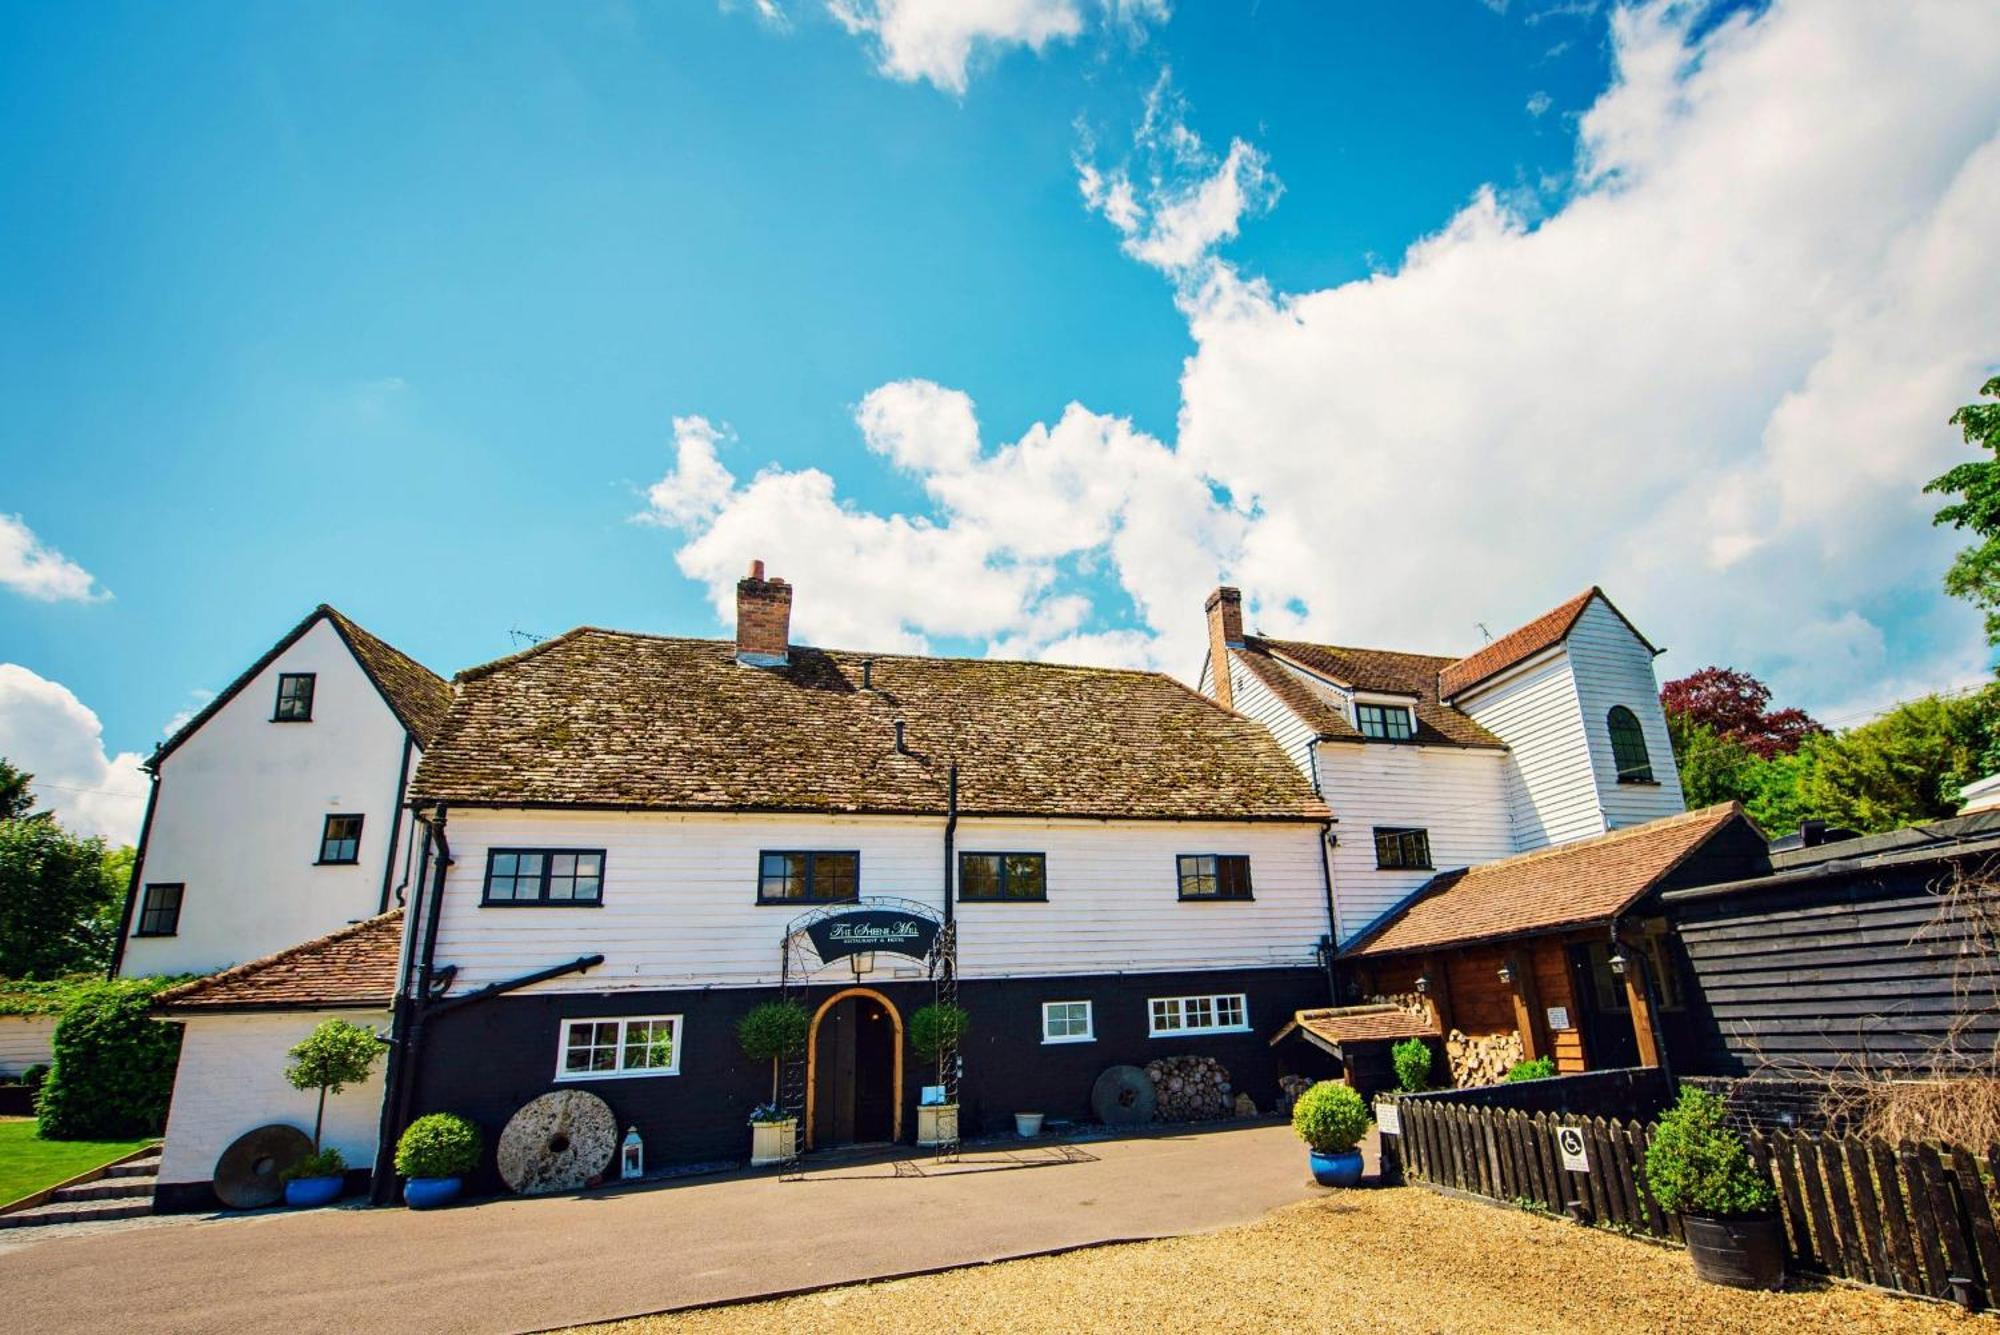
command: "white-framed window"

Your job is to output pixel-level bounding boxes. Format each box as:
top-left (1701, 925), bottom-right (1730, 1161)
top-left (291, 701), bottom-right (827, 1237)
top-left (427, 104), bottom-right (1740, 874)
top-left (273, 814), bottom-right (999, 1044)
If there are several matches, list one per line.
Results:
top-left (555, 1015), bottom-right (682, 1080)
top-left (1148, 993), bottom-right (1249, 1037)
top-left (1041, 1000), bottom-right (1094, 1044)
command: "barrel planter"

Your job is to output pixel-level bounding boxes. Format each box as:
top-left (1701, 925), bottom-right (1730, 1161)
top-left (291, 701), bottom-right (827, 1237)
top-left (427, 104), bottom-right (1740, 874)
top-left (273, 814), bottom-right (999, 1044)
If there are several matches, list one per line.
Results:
top-left (1309, 1148), bottom-right (1364, 1188)
top-left (1682, 1212), bottom-right (1786, 1290)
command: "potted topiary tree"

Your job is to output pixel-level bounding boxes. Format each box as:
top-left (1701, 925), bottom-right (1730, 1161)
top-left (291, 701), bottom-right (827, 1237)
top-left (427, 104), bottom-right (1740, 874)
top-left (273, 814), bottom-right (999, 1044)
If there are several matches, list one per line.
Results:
top-left (736, 1000), bottom-right (809, 1166)
top-left (1391, 1038), bottom-right (1432, 1094)
top-left (1292, 1080), bottom-right (1370, 1187)
top-left (1644, 1087), bottom-right (1783, 1290)
top-left (280, 1017), bottom-right (386, 1207)
top-left (395, 1112), bottom-right (483, 1208)
top-left (908, 1002), bottom-right (969, 1147)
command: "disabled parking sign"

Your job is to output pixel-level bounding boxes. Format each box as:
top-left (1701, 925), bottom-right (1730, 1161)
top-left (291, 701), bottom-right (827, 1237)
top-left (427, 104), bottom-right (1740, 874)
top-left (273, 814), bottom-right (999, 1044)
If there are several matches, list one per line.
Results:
top-left (1556, 1125), bottom-right (1590, 1172)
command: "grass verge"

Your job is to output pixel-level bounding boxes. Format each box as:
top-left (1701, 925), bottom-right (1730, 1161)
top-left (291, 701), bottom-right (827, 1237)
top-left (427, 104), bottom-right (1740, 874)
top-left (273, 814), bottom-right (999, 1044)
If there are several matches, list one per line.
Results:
top-left (0, 1117), bottom-right (153, 1207)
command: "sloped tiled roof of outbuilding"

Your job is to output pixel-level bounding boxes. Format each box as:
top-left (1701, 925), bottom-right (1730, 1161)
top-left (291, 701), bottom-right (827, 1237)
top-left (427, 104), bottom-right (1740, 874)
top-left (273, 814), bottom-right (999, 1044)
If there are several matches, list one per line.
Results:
top-left (1341, 804), bottom-right (1748, 958)
top-left (410, 630), bottom-right (1330, 822)
top-left (155, 911), bottom-right (402, 1013)
top-left (1237, 637), bottom-right (1504, 749)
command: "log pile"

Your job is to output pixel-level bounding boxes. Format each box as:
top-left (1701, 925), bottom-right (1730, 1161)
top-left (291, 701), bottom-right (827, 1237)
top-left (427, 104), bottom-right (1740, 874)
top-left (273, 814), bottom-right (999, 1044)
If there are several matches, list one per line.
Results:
top-left (1145, 1055), bottom-right (1233, 1123)
top-left (1445, 1029), bottom-right (1523, 1088)
top-left (1276, 1074), bottom-right (1313, 1115)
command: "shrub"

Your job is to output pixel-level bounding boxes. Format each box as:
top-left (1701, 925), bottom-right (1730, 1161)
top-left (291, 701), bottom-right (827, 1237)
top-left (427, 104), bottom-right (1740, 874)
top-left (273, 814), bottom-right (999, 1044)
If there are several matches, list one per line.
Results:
top-left (736, 1000), bottom-right (809, 1108)
top-left (909, 1003), bottom-right (970, 1071)
top-left (281, 1147), bottom-right (347, 1183)
top-left (1291, 1080), bottom-right (1370, 1153)
top-left (35, 978), bottom-right (183, 1139)
top-left (1505, 1056), bottom-right (1557, 1083)
top-left (1644, 1087), bottom-right (1776, 1217)
top-left (20, 1062), bottom-right (47, 1090)
top-left (284, 1018), bottom-right (387, 1151)
top-left (1391, 1038), bottom-right (1432, 1093)
top-left (395, 1112), bottom-right (484, 1179)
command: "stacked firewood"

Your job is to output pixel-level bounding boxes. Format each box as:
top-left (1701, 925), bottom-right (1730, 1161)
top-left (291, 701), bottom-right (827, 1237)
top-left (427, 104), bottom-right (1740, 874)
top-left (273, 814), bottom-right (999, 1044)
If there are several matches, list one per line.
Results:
top-left (1445, 1028), bottom-right (1523, 1087)
top-left (1276, 1074), bottom-right (1313, 1115)
top-left (1145, 1055), bottom-right (1234, 1122)
top-left (1371, 991), bottom-right (1435, 1024)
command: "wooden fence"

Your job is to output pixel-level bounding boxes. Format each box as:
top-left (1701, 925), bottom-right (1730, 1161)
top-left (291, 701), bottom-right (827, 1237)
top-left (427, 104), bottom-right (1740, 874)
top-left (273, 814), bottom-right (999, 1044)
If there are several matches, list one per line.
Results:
top-left (1392, 1097), bottom-right (2000, 1311)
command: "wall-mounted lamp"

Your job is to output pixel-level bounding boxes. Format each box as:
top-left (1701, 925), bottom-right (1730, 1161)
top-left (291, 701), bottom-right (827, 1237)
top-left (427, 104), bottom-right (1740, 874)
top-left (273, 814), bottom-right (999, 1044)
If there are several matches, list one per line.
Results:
top-left (850, 951), bottom-right (876, 980)
top-left (1413, 973), bottom-right (1431, 995)
top-left (1497, 962), bottom-right (1515, 985)
top-left (1608, 951), bottom-right (1628, 977)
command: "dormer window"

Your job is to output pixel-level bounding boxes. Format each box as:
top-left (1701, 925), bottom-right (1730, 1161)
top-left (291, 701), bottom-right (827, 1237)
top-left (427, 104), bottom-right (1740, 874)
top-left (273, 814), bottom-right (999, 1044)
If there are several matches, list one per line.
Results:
top-left (1356, 701), bottom-right (1415, 741)
top-left (1607, 706), bottom-right (1655, 783)
top-left (274, 673), bottom-right (315, 722)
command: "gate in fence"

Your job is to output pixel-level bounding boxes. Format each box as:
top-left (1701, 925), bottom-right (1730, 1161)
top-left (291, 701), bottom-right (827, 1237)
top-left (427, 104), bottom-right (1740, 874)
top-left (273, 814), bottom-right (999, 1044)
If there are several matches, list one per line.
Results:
top-left (1392, 1096), bottom-right (2000, 1313)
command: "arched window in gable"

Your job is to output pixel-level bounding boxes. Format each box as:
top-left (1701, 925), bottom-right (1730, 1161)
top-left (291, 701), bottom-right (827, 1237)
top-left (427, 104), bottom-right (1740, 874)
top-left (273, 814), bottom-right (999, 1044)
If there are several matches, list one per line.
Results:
top-left (1607, 706), bottom-right (1654, 783)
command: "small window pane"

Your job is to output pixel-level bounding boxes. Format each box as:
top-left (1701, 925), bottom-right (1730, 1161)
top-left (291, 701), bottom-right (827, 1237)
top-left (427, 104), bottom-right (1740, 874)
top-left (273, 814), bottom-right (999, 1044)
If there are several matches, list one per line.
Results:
top-left (1151, 999), bottom-right (1180, 1032)
top-left (138, 884), bottom-right (183, 936)
top-left (1178, 855), bottom-right (1217, 898)
top-left (813, 852), bottom-right (858, 901)
top-left (624, 1019), bottom-right (675, 1071)
top-left (1003, 854), bottom-right (1046, 899)
top-left (759, 852), bottom-right (806, 901)
top-left (1044, 1001), bottom-right (1091, 1041)
top-left (275, 673), bottom-right (315, 721)
top-left (1357, 702), bottom-right (1415, 741)
top-left (959, 854), bottom-right (1001, 900)
top-left (1217, 995), bottom-right (1246, 1028)
top-left (1608, 706), bottom-right (1654, 782)
top-left (319, 814), bottom-right (362, 864)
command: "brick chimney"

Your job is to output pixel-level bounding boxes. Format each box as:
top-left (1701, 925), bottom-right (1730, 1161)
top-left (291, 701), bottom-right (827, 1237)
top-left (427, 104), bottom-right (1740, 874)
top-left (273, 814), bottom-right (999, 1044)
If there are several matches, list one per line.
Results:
top-left (1205, 586), bottom-right (1244, 710)
top-left (736, 559), bottom-right (792, 667)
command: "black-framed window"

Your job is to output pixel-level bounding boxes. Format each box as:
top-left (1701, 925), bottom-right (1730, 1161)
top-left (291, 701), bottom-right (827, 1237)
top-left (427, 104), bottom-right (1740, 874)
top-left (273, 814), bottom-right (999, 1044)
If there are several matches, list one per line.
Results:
top-left (959, 852), bottom-right (1047, 902)
top-left (317, 814), bottom-right (363, 865)
top-left (757, 850), bottom-right (859, 904)
top-left (136, 883), bottom-right (183, 937)
top-left (1374, 827), bottom-right (1432, 870)
top-left (1356, 701), bottom-right (1416, 741)
top-left (273, 673), bottom-right (315, 722)
top-left (1608, 706), bottom-right (1655, 782)
top-left (1176, 853), bottom-right (1252, 901)
top-left (482, 849), bottom-right (606, 905)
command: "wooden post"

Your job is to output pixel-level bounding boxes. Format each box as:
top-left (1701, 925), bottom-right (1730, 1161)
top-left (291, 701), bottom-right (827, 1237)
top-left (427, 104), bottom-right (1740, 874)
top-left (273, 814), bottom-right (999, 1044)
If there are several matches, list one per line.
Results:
top-left (1424, 953), bottom-right (1455, 1036)
top-left (1505, 949), bottom-right (1550, 1063)
top-left (1622, 954), bottom-right (1660, 1068)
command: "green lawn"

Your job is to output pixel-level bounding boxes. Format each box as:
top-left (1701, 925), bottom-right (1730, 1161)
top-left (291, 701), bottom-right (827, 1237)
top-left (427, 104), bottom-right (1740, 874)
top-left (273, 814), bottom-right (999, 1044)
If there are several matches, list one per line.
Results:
top-left (0, 1117), bottom-right (155, 1206)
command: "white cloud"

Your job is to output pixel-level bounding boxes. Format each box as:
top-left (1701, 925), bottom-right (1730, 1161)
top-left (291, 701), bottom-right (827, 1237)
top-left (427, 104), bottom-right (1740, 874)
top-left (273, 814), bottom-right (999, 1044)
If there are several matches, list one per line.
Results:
top-left (161, 689), bottom-right (216, 739)
top-left (0, 514), bottom-right (108, 603)
top-left (1526, 89), bottom-right (1553, 117)
top-left (826, 0), bottom-right (1166, 95)
top-left (1077, 70), bottom-right (1281, 284)
top-left (0, 664), bottom-right (148, 843)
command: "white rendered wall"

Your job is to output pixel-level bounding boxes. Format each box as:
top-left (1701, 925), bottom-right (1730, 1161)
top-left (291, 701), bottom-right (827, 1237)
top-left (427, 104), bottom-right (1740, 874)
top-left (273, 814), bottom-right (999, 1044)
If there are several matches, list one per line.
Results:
top-left (0, 1015), bottom-right (56, 1075)
top-left (417, 810), bottom-right (1331, 997)
top-left (122, 617), bottom-right (420, 977)
top-left (156, 1009), bottom-right (390, 1187)
top-left (1564, 597), bottom-right (1687, 828)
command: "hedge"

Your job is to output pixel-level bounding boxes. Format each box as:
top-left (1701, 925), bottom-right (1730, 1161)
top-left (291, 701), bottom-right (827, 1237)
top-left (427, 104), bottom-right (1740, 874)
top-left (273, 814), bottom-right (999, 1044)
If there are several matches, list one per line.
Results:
top-left (35, 978), bottom-right (184, 1140)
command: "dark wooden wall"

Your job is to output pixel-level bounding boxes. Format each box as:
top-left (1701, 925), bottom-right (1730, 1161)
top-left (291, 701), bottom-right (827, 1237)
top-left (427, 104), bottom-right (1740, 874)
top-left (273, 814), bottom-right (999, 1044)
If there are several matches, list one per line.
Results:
top-left (1670, 866), bottom-right (2000, 1075)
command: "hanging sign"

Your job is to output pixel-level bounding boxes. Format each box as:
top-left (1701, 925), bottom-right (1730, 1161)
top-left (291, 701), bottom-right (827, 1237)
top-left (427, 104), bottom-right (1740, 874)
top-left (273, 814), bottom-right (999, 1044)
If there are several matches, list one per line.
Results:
top-left (1375, 1101), bottom-right (1402, 1135)
top-left (804, 909), bottom-right (939, 963)
top-left (1556, 1125), bottom-right (1590, 1173)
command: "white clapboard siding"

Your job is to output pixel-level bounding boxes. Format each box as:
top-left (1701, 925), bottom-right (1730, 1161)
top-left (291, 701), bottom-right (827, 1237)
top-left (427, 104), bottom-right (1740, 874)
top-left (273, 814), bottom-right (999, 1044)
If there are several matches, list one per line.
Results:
top-left (126, 615), bottom-right (422, 978)
top-left (0, 1015), bottom-right (56, 1075)
top-left (423, 811), bottom-right (1330, 995)
top-left (1314, 740), bottom-right (1515, 942)
top-left (1458, 649), bottom-right (1605, 851)
top-left (1221, 655), bottom-right (1319, 781)
top-left (1565, 597), bottom-right (1687, 828)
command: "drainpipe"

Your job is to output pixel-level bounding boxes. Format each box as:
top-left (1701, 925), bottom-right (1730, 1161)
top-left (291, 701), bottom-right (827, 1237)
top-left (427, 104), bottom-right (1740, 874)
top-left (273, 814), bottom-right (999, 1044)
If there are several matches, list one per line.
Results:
top-left (376, 735), bottom-right (416, 914)
top-left (942, 764), bottom-right (958, 928)
top-left (106, 766), bottom-right (161, 979)
top-left (370, 804), bottom-right (451, 1204)
top-left (1317, 819), bottom-right (1342, 1004)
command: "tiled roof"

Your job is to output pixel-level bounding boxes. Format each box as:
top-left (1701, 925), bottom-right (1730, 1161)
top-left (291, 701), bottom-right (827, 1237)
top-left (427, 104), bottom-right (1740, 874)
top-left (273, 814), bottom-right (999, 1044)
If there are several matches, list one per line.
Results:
top-left (1244, 638), bottom-right (1505, 749)
top-left (1272, 1004), bottom-right (1440, 1050)
top-left (156, 911), bottom-right (403, 1012)
top-left (411, 631), bottom-right (1330, 822)
top-left (1436, 587), bottom-right (1657, 701)
top-left (152, 606), bottom-right (451, 767)
top-left (1342, 804), bottom-right (1745, 958)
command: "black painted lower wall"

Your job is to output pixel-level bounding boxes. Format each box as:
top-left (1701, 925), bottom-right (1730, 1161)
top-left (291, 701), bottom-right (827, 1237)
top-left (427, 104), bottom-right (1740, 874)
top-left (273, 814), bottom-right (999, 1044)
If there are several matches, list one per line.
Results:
top-left (155, 1166), bottom-right (374, 1215)
top-left (407, 965), bottom-right (1329, 1192)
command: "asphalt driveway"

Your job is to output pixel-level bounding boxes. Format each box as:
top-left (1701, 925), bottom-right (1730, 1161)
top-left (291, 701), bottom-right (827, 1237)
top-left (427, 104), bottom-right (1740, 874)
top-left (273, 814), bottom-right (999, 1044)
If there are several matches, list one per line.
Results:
top-left (0, 1123), bottom-right (1325, 1334)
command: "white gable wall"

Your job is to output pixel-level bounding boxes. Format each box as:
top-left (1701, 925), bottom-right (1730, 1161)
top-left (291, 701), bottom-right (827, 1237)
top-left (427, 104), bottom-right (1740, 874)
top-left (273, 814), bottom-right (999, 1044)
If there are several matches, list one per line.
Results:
top-left (122, 617), bottom-right (420, 977)
top-left (1565, 596), bottom-right (1687, 828)
top-left (1214, 653), bottom-right (1318, 781)
top-left (1456, 649), bottom-right (1605, 851)
top-left (418, 809), bottom-right (1331, 996)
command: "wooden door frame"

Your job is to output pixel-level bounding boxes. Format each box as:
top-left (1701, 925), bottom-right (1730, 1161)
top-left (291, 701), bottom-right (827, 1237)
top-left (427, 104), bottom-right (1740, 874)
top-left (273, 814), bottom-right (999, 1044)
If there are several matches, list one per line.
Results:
top-left (805, 986), bottom-right (904, 1148)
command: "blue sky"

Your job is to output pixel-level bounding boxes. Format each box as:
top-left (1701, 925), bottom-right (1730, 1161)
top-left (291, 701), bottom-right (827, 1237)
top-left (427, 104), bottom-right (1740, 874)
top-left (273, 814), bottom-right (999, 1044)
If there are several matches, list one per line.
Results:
top-left (2, 1), bottom-right (1997, 841)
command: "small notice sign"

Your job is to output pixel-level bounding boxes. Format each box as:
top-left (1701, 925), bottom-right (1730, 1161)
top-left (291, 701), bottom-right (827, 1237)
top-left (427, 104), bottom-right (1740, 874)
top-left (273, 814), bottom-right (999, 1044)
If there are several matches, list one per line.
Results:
top-left (1375, 1101), bottom-right (1401, 1135)
top-left (1545, 1005), bottom-right (1571, 1031)
top-left (1556, 1125), bottom-right (1590, 1173)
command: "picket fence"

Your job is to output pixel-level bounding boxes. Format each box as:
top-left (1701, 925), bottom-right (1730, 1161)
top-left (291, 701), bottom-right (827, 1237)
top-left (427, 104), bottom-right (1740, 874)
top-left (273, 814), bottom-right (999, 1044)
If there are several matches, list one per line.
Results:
top-left (1392, 1097), bottom-right (2000, 1311)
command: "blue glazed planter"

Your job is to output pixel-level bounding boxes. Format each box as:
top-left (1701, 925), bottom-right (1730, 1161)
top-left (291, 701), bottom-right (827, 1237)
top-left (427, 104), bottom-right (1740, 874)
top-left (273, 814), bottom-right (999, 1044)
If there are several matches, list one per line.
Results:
top-left (1309, 1149), bottom-right (1364, 1188)
top-left (403, 1176), bottom-right (463, 1210)
top-left (283, 1175), bottom-right (343, 1208)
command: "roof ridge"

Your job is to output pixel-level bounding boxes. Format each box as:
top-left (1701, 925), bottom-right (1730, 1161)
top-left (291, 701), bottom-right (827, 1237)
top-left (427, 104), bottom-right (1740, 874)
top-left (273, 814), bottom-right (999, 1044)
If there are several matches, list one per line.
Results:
top-left (155, 909), bottom-right (403, 1006)
top-left (1260, 637), bottom-right (1465, 669)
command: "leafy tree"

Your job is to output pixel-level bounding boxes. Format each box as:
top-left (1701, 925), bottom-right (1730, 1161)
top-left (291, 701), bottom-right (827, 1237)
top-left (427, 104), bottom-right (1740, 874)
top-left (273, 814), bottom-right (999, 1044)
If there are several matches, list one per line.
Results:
top-left (0, 818), bottom-right (122, 978)
top-left (284, 1018), bottom-right (387, 1152)
top-left (1660, 666), bottom-right (1823, 759)
top-left (1926, 375), bottom-right (2000, 645)
top-left (0, 758), bottom-right (37, 821)
top-left (1799, 688), bottom-right (2000, 832)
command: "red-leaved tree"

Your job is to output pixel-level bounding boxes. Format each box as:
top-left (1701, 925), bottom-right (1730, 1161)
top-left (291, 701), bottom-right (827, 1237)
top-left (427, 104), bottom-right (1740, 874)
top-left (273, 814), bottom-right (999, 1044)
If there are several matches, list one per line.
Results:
top-left (1660, 666), bottom-right (1826, 760)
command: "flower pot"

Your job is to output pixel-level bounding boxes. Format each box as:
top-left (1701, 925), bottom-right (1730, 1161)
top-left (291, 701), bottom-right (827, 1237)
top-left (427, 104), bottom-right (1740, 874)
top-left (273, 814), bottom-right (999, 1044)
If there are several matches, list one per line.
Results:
top-left (283, 1175), bottom-right (343, 1208)
top-left (1308, 1148), bottom-right (1364, 1188)
top-left (917, 1103), bottom-right (959, 1147)
top-left (1015, 1112), bottom-right (1045, 1138)
top-left (403, 1176), bottom-right (462, 1209)
top-left (750, 1118), bottom-right (798, 1167)
top-left (1682, 1211), bottom-right (1786, 1291)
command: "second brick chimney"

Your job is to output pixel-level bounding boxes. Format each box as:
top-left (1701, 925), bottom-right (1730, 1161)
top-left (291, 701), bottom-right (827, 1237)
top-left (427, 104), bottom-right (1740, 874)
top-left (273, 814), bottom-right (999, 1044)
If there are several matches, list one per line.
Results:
top-left (1205, 586), bottom-right (1244, 710)
top-left (736, 559), bottom-right (792, 667)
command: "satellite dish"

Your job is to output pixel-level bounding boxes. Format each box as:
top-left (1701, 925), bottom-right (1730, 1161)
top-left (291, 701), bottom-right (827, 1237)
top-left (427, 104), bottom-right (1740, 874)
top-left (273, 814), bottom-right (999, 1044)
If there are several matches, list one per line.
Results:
top-left (214, 1124), bottom-right (314, 1209)
top-left (497, 1090), bottom-right (618, 1195)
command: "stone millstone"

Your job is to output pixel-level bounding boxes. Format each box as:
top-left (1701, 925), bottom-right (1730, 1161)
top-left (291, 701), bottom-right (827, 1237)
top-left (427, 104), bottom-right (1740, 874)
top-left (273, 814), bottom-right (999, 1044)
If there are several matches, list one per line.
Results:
top-left (213, 1123), bottom-right (314, 1209)
top-left (1090, 1065), bottom-right (1158, 1127)
top-left (497, 1089), bottom-right (619, 1195)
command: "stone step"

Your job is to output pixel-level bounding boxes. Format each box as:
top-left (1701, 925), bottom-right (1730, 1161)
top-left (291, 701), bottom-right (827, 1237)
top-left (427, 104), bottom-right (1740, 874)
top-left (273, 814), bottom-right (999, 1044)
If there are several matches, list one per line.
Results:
top-left (0, 1197), bottom-right (151, 1229)
top-left (103, 1155), bottom-right (161, 1179)
top-left (50, 1175), bottom-right (156, 1203)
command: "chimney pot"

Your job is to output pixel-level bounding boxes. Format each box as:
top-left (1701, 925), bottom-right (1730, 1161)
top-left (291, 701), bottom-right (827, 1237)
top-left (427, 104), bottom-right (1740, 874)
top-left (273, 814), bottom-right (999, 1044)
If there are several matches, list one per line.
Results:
top-left (735, 559), bottom-right (792, 668)
top-left (1205, 585), bottom-right (1244, 710)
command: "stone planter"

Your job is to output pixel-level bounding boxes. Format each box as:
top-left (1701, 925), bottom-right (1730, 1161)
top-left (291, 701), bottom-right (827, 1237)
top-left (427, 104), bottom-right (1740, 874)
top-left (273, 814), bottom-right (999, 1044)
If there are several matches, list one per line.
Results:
top-left (917, 1103), bottom-right (959, 1147)
top-left (750, 1118), bottom-right (798, 1167)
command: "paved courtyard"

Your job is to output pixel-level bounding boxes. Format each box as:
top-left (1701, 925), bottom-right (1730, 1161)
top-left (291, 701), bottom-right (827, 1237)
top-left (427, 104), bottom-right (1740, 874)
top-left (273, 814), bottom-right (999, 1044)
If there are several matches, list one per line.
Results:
top-left (0, 1123), bottom-right (1321, 1334)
